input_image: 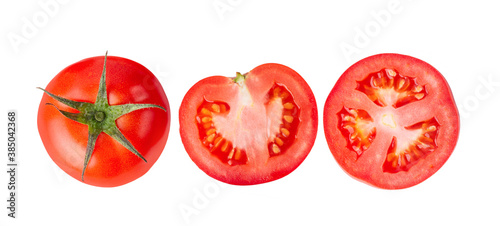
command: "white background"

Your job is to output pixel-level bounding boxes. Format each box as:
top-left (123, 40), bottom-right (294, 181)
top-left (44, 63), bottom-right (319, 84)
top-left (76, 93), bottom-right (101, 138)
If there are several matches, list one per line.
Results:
top-left (1, 0), bottom-right (500, 225)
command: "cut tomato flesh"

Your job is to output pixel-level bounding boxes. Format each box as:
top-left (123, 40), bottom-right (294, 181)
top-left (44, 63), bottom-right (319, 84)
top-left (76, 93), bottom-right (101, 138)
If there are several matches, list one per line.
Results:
top-left (181, 63), bottom-right (318, 185)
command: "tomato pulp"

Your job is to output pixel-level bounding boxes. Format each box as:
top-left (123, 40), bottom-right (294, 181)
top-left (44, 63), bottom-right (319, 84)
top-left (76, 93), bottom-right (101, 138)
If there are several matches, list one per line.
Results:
top-left (38, 53), bottom-right (170, 187)
top-left (324, 54), bottom-right (459, 189)
top-left (180, 63), bottom-right (318, 185)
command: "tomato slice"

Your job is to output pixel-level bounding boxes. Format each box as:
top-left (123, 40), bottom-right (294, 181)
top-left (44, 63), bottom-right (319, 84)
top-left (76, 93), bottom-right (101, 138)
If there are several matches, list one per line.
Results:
top-left (324, 54), bottom-right (459, 189)
top-left (180, 63), bottom-right (318, 185)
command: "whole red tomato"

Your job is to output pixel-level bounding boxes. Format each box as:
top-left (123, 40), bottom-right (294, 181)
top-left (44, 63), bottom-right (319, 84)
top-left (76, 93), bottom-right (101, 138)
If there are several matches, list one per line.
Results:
top-left (324, 53), bottom-right (459, 189)
top-left (180, 63), bottom-right (318, 185)
top-left (38, 53), bottom-right (170, 187)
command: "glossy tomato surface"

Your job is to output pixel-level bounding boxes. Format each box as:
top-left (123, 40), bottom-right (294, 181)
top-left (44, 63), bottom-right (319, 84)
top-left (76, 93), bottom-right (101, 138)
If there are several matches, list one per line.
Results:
top-left (38, 55), bottom-right (170, 187)
top-left (180, 63), bottom-right (318, 185)
top-left (324, 54), bottom-right (459, 189)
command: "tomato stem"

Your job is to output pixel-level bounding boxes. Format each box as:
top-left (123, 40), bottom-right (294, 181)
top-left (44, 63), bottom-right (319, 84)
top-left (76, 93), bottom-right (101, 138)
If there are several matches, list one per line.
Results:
top-left (233, 72), bottom-right (246, 86)
top-left (94, 111), bottom-right (105, 122)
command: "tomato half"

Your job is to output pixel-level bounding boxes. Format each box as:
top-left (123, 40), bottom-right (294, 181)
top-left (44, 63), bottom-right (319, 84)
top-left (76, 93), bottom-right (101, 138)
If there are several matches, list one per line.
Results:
top-left (324, 53), bottom-right (459, 189)
top-left (180, 63), bottom-right (318, 185)
top-left (38, 53), bottom-right (170, 187)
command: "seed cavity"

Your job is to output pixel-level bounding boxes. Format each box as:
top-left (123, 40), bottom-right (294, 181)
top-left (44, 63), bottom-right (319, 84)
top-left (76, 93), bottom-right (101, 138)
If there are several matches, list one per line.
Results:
top-left (196, 99), bottom-right (248, 166)
top-left (267, 83), bottom-right (300, 157)
top-left (337, 107), bottom-right (376, 157)
top-left (356, 68), bottom-right (428, 108)
top-left (382, 117), bottom-right (440, 173)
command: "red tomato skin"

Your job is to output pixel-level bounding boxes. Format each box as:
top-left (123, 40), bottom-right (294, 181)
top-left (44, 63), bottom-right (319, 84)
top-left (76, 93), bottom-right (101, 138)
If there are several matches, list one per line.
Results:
top-left (38, 56), bottom-right (170, 187)
top-left (324, 53), bottom-right (459, 189)
top-left (180, 63), bottom-right (318, 185)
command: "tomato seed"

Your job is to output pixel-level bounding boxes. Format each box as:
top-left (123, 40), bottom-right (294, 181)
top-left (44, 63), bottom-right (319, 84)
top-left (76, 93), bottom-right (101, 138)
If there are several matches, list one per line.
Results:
top-left (221, 141), bottom-right (229, 152)
top-left (201, 108), bottom-right (211, 115)
top-left (397, 79), bottom-right (405, 90)
top-left (211, 104), bottom-right (220, 113)
top-left (228, 148), bottom-right (235, 159)
top-left (415, 93), bottom-right (425, 100)
top-left (413, 85), bottom-right (423, 92)
top-left (272, 144), bottom-right (281, 154)
top-left (275, 137), bottom-right (284, 146)
top-left (283, 102), bottom-right (294, 109)
top-left (386, 69), bottom-right (397, 77)
top-left (206, 128), bottom-right (216, 136)
top-left (273, 87), bottom-right (281, 97)
top-left (206, 133), bottom-right (216, 143)
top-left (356, 69), bottom-right (428, 108)
top-left (281, 128), bottom-right (290, 137)
top-left (234, 149), bottom-right (242, 160)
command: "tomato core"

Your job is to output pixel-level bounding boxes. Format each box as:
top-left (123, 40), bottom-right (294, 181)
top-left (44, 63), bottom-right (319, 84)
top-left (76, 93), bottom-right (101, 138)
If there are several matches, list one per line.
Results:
top-left (381, 113), bottom-right (396, 128)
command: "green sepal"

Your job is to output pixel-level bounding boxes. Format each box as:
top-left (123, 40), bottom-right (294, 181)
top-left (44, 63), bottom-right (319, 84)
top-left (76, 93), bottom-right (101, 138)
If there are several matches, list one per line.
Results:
top-left (104, 126), bottom-right (147, 162)
top-left (108, 104), bottom-right (166, 120)
top-left (44, 103), bottom-right (82, 123)
top-left (37, 87), bottom-right (93, 111)
top-left (82, 130), bottom-right (99, 181)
